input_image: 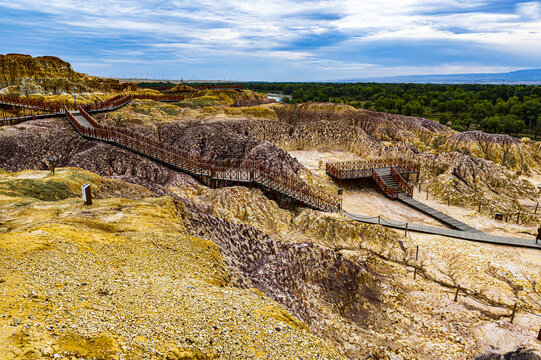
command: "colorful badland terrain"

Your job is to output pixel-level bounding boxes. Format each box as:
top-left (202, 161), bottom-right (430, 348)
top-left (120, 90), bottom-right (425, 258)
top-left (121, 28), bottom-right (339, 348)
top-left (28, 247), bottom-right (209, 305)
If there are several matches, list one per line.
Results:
top-left (0, 54), bottom-right (541, 359)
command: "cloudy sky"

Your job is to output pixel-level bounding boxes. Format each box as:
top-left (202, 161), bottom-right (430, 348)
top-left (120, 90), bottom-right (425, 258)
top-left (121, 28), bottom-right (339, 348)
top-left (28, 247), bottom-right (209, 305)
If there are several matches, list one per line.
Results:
top-left (1, 0), bottom-right (540, 81)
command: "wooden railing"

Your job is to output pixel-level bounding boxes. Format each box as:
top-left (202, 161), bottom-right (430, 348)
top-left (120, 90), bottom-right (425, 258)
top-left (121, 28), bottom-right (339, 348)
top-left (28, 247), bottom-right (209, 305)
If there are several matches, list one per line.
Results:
top-left (67, 107), bottom-right (341, 213)
top-left (0, 95), bottom-right (66, 113)
top-left (390, 166), bottom-right (413, 197)
top-left (372, 168), bottom-right (399, 200)
top-left (193, 84), bottom-right (242, 91)
top-left (326, 159), bottom-right (420, 179)
top-left (0, 93), bottom-right (188, 124)
top-left (130, 94), bottom-right (185, 102)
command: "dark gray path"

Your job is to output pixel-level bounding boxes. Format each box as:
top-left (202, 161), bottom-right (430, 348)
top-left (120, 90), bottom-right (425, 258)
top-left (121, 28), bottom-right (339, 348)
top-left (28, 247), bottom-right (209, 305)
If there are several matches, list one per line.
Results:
top-left (343, 211), bottom-right (540, 249)
top-left (397, 193), bottom-right (479, 232)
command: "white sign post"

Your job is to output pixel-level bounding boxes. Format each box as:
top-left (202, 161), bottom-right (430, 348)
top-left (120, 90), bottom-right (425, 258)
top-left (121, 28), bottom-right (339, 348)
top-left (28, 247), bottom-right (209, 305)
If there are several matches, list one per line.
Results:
top-left (81, 183), bottom-right (92, 205)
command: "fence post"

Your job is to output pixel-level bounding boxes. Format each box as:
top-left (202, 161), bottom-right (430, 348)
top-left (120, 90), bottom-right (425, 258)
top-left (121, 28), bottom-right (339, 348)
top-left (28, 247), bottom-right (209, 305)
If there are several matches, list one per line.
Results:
top-left (415, 245), bottom-right (419, 262)
top-left (517, 212), bottom-right (520, 224)
top-left (454, 285), bottom-right (460, 302)
top-left (405, 223), bottom-right (408, 236)
top-left (536, 202), bottom-right (539, 214)
top-left (426, 191), bottom-right (428, 201)
top-left (510, 303), bottom-right (517, 323)
top-left (378, 215), bottom-right (381, 225)
top-left (478, 201), bottom-right (481, 213)
top-left (413, 267), bottom-right (417, 279)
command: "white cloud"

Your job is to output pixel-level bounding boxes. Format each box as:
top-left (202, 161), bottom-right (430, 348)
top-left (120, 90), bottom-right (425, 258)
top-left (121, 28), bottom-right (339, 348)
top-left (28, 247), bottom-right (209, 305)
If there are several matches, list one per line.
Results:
top-left (516, 2), bottom-right (541, 19)
top-left (1, 0), bottom-right (541, 78)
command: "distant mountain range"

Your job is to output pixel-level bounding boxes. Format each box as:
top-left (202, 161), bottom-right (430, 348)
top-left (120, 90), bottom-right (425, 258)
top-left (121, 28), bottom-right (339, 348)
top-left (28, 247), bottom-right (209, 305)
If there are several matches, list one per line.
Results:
top-left (336, 69), bottom-right (541, 85)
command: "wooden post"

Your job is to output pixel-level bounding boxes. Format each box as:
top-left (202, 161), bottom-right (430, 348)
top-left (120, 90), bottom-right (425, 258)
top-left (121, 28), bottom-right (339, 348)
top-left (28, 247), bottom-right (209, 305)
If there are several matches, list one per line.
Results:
top-left (378, 215), bottom-right (381, 225)
top-left (426, 191), bottom-right (428, 201)
top-left (415, 245), bottom-right (419, 261)
top-left (413, 267), bottom-right (417, 279)
top-left (535, 202), bottom-right (539, 214)
top-left (517, 212), bottom-right (520, 224)
top-left (418, 182), bottom-right (421, 193)
top-left (478, 201), bottom-right (481, 213)
top-left (81, 183), bottom-right (92, 205)
top-left (454, 285), bottom-right (460, 302)
top-left (510, 303), bottom-right (517, 323)
top-left (405, 223), bottom-right (408, 236)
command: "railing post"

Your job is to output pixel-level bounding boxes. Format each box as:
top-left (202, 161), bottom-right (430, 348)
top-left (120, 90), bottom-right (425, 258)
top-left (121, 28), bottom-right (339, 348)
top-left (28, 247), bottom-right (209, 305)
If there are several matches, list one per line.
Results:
top-left (510, 303), bottom-right (517, 323)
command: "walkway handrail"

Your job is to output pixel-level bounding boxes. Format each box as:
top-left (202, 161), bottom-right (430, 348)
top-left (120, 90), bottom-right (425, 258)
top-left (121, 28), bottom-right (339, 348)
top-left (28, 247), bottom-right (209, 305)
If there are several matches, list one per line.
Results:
top-left (72, 107), bottom-right (341, 213)
top-left (327, 159), bottom-right (419, 174)
top-left (372, 168), bottom-right (399, 200)
top-left (130, 94), bottom-right (185, 102)
top-left (0, 95), bottom-right (65, 113)
top-left (391, 166), bottom-right (413, 197)
top-left (1, 93), bottom-right (185, 123)
top-left (192, 84), bottom-right (242, 91)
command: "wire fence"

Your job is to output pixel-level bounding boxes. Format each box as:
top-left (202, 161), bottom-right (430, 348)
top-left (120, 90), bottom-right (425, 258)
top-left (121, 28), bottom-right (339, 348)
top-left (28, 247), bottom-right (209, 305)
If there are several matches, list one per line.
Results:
top-left (400, 228), bottom-right (541, 322)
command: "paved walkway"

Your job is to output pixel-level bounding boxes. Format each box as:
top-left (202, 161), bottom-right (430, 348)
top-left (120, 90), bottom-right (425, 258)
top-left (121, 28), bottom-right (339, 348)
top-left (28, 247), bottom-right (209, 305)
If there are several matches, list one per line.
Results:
top-left (397, 193), bottom-right (479, 232)
top-left (343, 211), bottom-right (540, 249)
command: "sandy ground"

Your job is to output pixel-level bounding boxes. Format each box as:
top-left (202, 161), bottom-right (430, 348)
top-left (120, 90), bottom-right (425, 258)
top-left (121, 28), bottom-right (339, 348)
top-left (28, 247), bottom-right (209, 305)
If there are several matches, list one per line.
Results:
top-left (290, 149), bottom-right (541, 262)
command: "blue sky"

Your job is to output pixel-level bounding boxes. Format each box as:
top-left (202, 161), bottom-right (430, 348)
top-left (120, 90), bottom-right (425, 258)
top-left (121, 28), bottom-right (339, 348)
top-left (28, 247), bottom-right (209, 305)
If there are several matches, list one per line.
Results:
top-left (0, 0), bottom-right (540, 81)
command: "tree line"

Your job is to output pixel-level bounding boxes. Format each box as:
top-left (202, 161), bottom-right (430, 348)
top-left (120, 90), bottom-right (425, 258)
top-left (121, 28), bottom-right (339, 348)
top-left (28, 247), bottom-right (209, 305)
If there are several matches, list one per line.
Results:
top-left (240, 82), bottom-right (541, 136)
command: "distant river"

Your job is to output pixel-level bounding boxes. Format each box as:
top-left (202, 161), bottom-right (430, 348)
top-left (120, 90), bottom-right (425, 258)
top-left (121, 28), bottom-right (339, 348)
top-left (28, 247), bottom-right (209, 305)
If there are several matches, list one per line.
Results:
top-left (266, 93), bottom-right (291, 102)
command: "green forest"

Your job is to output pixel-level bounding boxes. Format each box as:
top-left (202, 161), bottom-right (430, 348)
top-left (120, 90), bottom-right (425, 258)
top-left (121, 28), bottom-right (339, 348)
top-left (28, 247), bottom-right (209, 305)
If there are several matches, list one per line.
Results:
top-left (239, 82), bottom-right (541, 137)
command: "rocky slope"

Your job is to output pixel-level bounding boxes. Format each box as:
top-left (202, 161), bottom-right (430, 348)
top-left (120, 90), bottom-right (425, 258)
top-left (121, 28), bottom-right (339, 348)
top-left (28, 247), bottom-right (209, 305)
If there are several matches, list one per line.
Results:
top-left (0, 168), bottom-right (344, 359)
top-left (0, 54), bottom-right (137, 94)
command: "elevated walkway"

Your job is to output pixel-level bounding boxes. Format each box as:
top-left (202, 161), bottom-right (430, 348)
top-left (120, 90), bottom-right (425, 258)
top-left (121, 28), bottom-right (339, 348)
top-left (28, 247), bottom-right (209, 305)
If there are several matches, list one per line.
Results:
top-left (65, 107), bottom-right (342, 213)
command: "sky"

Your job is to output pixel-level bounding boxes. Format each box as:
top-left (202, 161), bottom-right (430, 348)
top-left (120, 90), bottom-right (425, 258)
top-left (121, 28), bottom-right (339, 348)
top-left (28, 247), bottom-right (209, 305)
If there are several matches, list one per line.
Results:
top-left (0, 0), bottom-right (541, 81)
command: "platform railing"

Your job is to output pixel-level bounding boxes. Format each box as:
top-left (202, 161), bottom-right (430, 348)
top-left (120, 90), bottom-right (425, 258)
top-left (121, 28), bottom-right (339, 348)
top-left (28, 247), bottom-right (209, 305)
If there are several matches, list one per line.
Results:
top-left (326, 159), bottom-right (420, 179)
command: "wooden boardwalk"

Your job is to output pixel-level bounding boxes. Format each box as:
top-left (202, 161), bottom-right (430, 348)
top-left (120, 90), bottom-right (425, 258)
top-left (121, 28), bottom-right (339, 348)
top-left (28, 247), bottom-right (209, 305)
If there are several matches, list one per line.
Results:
top-left (343, 211), bottom-right (540, 249)
top-left (65, 107), bottom-right (342, 213)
